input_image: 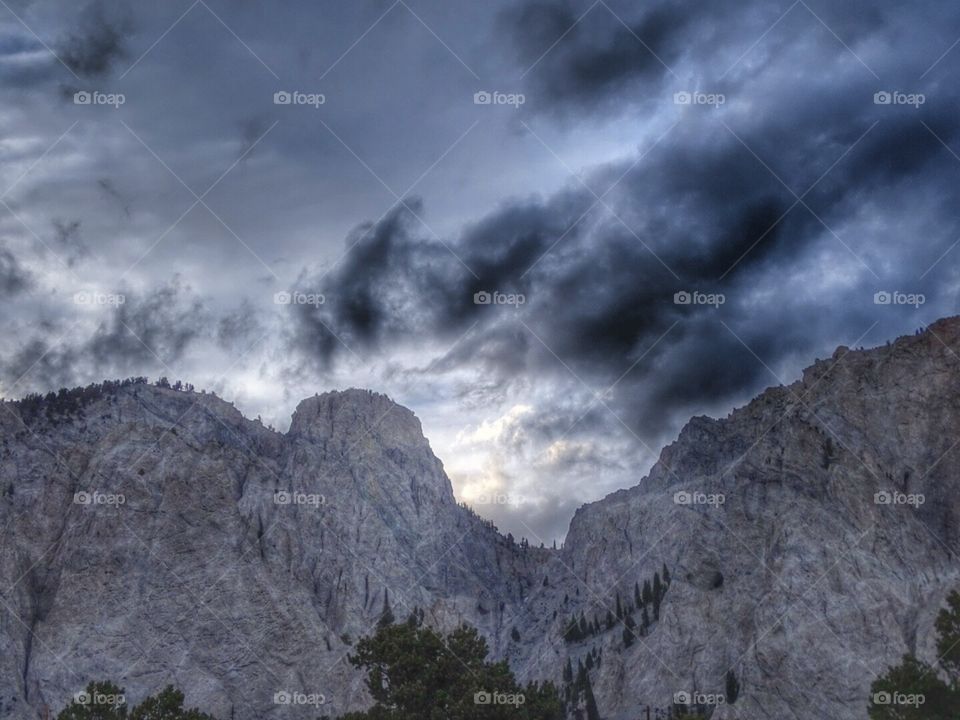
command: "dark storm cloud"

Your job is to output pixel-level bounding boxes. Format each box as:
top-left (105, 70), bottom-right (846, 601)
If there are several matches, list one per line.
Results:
top-left (283, 0), bottom-right (960, 446)
top-left (85, 279), bottom-right (207, 368)
top-left (2, 279), bottom-right (209, 391)
top-left (56, 1), bottom-right (131, 78)
top-left (1, 0), bottom-right (959, 540)
top-left (0, 246), bottom-right (31, 296)
top-left (52, 219), bottom-right (89, 267)
top-left (503, 0), bottom-right (692, 113)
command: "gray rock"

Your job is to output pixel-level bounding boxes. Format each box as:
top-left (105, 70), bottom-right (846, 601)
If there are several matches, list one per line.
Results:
top-left (1, 319), bottom-right (958, 719)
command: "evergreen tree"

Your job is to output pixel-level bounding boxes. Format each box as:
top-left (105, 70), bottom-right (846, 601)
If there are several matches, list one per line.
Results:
top-left (57, 684), bottom-right (217, 720)
top-left (623, 615), bottom-right (636, 648)
top-left (662, 563), bottom-right (671, 586)
top-left (130, 687), bottom-right (217, 720)
top-left (642, 579), bottom-right (653, 606)
top-left (57, 682), bottom-right (127, 720)
top-left (583, 673), bottom-right (601, 720)
top-left (868, 655), bottom-right (954, 719)
top-left (869, 586), bottom-right (960, 719)
top-left (725, 669), bottom-right (740, 704)
top-left (652, 572), bottom-right (663, 620)
top-left (634, 581), bottom-right (642, 609)
top-left (343, 622), bottom-right (563, 720)
top-left (377, 588), bottom-right (395, 628)
top-left (935, 589), bottom-right (960, 678)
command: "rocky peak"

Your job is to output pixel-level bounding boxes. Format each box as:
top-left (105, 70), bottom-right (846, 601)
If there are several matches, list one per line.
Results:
top-left (288, 388), bottom-right (425, 448)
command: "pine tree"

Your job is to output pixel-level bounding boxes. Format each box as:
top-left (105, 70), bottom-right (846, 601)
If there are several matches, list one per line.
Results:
top-left (378, 588), bottom-right (395, 628)
top-left (869, 586), bottom-right (960, 718)
top-left (662, 563), bottom-right (671, 587)
top-left (642, 579), bottom-right (653, 605)
top-left (935, 589), bottom-right (960, 677)
top-left (583, 673), bottom-right (601, 720)
top-left (623, 615), bottom-right (636, 648)
top-left (653, 572), bottom-right (663, 620)
top-left (725, 669), bottom-right (740, 704)
top-left (634, 581), bottom-right (642, 608)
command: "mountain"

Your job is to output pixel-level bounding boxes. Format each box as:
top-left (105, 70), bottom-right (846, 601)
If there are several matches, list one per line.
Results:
top-left (1, 318), bottom-right (959, 719)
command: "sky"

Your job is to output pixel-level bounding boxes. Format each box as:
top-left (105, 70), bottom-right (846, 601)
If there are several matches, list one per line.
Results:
top-left (0, 0), bottom-right (958, 543)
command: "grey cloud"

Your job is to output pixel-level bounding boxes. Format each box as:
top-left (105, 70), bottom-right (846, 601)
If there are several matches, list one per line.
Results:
top-left (0, 246), bottom-right (31, 296)
top-left (57, 1), bottom-right (131, 78)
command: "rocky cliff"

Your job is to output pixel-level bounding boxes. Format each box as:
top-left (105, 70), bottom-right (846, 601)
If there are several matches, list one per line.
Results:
top-left (1, 318), bottom-right (959, 719)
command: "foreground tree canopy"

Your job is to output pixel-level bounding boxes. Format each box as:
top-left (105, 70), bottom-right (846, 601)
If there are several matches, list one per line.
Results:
top-left (56, 683), bottom-right (217, 720)
top-left (340, 614), bottom-right (564, 720)
top-left (869, 589), bottom-right (960, 719)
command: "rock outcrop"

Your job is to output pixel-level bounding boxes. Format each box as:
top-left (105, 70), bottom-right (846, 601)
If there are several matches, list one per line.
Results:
top-left (1, 318), bottom-right (959, 719)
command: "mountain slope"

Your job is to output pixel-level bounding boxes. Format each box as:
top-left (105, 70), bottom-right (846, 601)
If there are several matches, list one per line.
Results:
top-left (1, 318), bottom-right (959, 719)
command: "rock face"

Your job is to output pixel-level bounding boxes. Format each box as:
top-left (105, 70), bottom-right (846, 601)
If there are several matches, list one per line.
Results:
top-left (1, 318), bottom-right (959, 719)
